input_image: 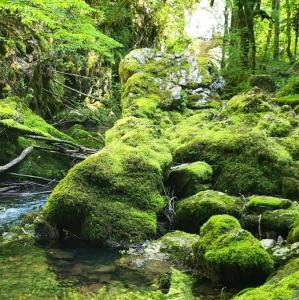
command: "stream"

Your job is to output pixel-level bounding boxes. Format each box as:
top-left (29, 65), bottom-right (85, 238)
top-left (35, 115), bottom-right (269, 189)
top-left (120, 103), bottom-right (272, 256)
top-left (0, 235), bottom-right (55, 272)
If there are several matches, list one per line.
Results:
top-left (0, 187), bottom-right (239, 299)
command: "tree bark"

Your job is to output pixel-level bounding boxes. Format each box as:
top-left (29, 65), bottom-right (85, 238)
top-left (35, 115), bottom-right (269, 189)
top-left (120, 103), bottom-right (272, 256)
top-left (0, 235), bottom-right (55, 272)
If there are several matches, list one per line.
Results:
top-left (273, 0), bottom-right (280, 59)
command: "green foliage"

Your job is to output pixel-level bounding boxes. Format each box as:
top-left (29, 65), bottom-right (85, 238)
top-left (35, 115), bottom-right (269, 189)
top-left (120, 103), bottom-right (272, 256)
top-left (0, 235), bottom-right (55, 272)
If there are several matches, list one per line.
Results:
top-left (0, 0), bottom-right (122, 61)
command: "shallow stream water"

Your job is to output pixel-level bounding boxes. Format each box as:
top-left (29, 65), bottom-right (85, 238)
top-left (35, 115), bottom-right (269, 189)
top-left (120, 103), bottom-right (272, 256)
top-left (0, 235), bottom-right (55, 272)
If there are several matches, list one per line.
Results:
top-left (0, 187), bottom-right (239, 299)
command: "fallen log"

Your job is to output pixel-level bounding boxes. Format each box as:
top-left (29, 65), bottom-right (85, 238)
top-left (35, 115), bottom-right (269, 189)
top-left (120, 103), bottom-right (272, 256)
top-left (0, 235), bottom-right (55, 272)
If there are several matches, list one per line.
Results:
top-left (0, 146), bottom-right (33, 174)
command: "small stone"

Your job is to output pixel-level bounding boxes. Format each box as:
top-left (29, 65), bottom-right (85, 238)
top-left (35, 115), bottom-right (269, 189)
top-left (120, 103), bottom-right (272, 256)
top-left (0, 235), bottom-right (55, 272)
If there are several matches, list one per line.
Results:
top-left (260, 239), bottom-right (276, 250)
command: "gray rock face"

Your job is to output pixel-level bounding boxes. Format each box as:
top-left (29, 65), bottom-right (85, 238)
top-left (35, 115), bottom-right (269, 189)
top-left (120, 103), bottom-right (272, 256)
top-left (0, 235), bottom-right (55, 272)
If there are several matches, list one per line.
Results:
top-left (120, 48), bottom-right (223, 109)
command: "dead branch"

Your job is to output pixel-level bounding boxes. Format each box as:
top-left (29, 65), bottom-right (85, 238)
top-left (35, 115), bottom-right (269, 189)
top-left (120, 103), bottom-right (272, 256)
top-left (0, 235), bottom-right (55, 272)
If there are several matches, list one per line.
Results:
top-left (0, 146), bottom-right (33, 174)
top-left (53, 79), bottom-right (101, 101)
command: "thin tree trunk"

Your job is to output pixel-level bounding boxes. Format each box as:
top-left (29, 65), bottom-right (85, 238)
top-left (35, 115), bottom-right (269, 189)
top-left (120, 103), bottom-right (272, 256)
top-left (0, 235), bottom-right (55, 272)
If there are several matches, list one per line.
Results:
top-left (273, 0), bottom-right (280, 59)
top-left (221, 5), bottom-right (230, 68)
top-left (286, 0), bottom-right (293, 60)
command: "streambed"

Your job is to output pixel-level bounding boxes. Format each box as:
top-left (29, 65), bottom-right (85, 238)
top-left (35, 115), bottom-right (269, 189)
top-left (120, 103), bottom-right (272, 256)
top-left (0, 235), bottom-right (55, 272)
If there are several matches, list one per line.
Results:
top-left (0, 188), bottom-right (239, 299)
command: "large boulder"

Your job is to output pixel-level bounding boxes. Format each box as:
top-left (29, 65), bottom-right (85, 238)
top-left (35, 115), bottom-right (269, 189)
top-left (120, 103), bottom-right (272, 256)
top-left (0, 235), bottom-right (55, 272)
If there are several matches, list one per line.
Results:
top-left (193, 215), bottom-right (274, 285)
top-left (44, 48), bottom-right (221, 244)
top-left (174, 190), bottom-right (242, 233)
top-left (171, 89), bottom-right (299, 197)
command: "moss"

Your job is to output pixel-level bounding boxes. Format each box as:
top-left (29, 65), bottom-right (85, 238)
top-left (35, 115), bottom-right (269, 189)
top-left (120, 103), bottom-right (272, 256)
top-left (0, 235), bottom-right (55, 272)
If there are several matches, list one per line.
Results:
top-left (194, 215), bottom-right (274, 285)
top-left (277, 75), bottom-right (299, 97)
top-left (257, 114), bottom-right (292, 137)
top-left (246, 195), bottom-right (292, 213)
top-left (0, 96), bottom-right (73, 178)
top-left (225, 90), bottom-right (273, 114)
top-left (243, 202), bottom-right (299, 239)
top-left (249, 74), bottom-right (275, 92)
top-left (174, 190), bottom-right (242, 233)
top-left (233, 258), bottom-right (299, 300)
top-left (276, 94), bottom-right (299, 107)
top-left (44, 116), bottom-right (172, 243)
top-left (287, 220), bottom-right (299, 243)
top-left (167, 161), bottom-right (213, 197)
top-left (158, 230), bottom-right (198, 265)
top-left (174, 127), bottom-right (292, 195)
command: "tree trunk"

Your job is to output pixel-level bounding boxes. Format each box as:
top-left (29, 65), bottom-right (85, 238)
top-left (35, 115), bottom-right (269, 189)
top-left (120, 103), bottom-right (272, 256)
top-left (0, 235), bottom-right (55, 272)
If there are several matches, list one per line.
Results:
top-left (273, 0), bottom-right (280, 59)
top-left (286, 0), bottom-right (293, 60)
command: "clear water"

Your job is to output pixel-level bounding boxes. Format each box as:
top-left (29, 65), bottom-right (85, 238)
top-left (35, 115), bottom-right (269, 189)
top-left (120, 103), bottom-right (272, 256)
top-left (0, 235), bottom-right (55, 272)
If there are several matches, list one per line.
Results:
top-left (0, 188), bottom-right (239, 299)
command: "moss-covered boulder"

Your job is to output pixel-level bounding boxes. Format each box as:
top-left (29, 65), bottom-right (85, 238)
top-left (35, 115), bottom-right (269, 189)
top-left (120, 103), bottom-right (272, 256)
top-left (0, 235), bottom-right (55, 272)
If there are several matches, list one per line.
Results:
top-left (157, 230), bottom-right (198, 265)
top-left (171, 89), bottom-right (299, 197)
top-left (43, 47), bottom-right (225, 244)
top-left (174, 190), bottom-right (242, 233)
top-left (166, 161), bottom-right (213, 198)
top-left (0, 96), bottom-right (73, 178)
top-left (245, 195), bottom-right (293, 213)
top-left (194, 215), bottom-right (274, 284)
top-left (243, 196), bottom-right (299, 239)
top-left (233, 258), bottom-right (299, 300)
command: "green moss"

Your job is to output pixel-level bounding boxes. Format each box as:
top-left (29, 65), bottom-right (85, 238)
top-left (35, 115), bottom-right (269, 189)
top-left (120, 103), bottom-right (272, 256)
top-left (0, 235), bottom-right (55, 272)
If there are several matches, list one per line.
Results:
top-left (174, 190), bottom-right (242, 233)
top-left (277, 75), bottom-right (299, 97)
top-left (167, 161), bottom-right (213, 197)
top-left (225, 91), bottom-right (273, 114)
top-left (194, 215), bottom-right (274, 284)
top-left (246, 195), bottom-right (292, 213)
top-left (243, 202), bottom-right (299, 238)
top-left (234, 258), bottom-right (299, 300)
top-left (276, 94), bottom-right (299, 107)
top-left (257, 114), bottom-right (292, 137)
top-left (174, 127), bottom-right (292, 195)
top-left (0, 96), bottom-right (74, 178)
top-left (158, 230), bottom-right (198, 265)
top-left (287, 220), bottom-right (299, 243)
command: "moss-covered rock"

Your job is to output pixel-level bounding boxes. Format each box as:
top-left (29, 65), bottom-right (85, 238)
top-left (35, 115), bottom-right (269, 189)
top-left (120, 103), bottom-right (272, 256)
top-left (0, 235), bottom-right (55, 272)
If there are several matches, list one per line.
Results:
top-left (0, 96), bottom-right (73, 177)
top-left (167, 161), bottom-right (213, 198)
top-left (233, 258), bottom-right (299, 300)
top-left (243, 197), bottom-right (299, 239)
top-left (157, 230), bottom-right (198, 265)
top-left (174, 190), bottom-right (242, 233)
top-left (287, 220), bottom-right (299, 243)
top-left (249, 74), bottom-right (275, 92)
top-left (194, 215), bottom-right (274, 285)
top-left (245, 195), bottom-right (293, 214)
top-left (44, 47), bottom-right (225, 244)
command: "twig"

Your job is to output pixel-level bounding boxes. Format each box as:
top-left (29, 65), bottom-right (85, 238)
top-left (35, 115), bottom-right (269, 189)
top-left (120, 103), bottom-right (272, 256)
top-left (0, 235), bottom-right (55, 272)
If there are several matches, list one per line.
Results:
top-left (53, 79), bottom-right (101, 101)
top-left (0, 146), bottom-right (33, 174)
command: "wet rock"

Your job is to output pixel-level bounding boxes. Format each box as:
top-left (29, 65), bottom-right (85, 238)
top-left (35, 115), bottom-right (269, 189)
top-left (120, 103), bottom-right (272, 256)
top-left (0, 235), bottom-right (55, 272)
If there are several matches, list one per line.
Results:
top-left (34, 215), bottom-right (59, 243)
top-left (260, 239), bottom-right (276, 250)
top-left (270, 242), bottom-right (299, 264)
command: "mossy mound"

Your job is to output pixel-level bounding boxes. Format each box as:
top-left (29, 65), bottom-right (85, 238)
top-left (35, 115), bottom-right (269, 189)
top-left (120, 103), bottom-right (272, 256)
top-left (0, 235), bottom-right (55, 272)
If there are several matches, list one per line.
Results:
top-left (0, 96), bottom-right (73, 177)
top-left (245, 195), bottom-right (293, 214)
top-left (243, 198), bottom-right (299, 239)
top-left (174, 190), bottom-right (242, 233)
top-left (166, 161), bottom-right (213, 198)
top-left (44, 48), bottom-right (223, 244)
top-left (234, 258), bottom-right (299, 300)
top-left (171, 89), bottom-right (299, 197)
top-left (194, 215), bottom-right (274, 285)
top-left (287, 220), bottom-right (299, 243)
